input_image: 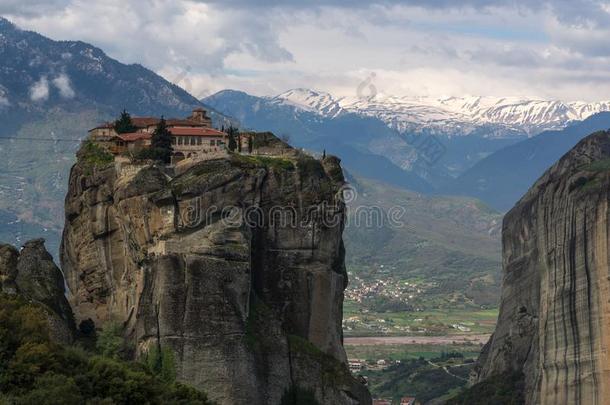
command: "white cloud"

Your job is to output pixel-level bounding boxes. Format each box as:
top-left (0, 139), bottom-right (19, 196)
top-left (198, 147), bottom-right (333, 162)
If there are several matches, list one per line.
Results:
top-left (29, 76), bottom-right (49, 101)
top-left (52, 73), bottom-right (75, 98)
top-left (6, 1), bottom-right (610, 101)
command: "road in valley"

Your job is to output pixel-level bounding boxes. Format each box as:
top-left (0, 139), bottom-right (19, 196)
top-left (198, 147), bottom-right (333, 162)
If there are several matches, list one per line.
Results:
top-left (344, 334), bottom-right (491, 346)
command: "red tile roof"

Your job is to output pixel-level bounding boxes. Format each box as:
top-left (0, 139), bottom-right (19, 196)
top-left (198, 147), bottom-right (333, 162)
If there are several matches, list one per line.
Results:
top-left (169, 127), bottom-right (226, 137)
top-left (131, 117), bottom-right (205, 128)
top-left (90, 115), bottom-right (208, 132)
top-left (118, 132), bottom-right (152, 142)
top-left (88, 122), bottom-right (114, 131)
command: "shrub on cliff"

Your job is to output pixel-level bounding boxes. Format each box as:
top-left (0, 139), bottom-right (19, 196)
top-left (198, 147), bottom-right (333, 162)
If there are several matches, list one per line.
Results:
top-left (79, 140), bottom-right (114, 169)
top-left (0, 294), bottom-right (211, 404)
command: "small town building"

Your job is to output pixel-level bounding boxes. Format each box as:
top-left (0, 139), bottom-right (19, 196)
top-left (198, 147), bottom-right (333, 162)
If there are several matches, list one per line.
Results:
top-left (348, 359), bottom-right (364, 373)
top-left (372, 399), bottom-right (392, 405)
top-left (400, 397), bottom-right (417, 405)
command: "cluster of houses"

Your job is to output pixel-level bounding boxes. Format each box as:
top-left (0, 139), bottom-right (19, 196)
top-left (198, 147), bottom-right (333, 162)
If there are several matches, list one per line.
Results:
top-left (88, 107), bottom-right (231, 164)
top-left (373, 397), bottom-right (417, 405)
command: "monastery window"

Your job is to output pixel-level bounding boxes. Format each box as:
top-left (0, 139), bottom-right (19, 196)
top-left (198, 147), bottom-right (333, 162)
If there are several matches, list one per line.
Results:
top-left (197, 138), bottom-right (202, 145)
top-left (171, 137), bottom-right (176, 145)
top-left (210, 140), bottom-right (216, 146)
top-left (190, 137), bottom-right (196, 146)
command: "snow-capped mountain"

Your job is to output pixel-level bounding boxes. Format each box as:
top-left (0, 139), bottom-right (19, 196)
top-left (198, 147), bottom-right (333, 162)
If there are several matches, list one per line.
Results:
top-left (271, 89), bottom-right (610, 137)
top-left (268, 88), bottom-right (344, 118)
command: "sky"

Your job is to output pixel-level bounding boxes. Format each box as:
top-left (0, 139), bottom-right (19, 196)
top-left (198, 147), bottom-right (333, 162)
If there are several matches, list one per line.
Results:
top-left (4, 0), bottom-right (610, 101)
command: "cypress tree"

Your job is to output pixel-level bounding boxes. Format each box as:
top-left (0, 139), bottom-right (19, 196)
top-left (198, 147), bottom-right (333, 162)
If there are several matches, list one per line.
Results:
top-left (151, 116), bottom-right (173, 163)
top-left (227, 126), bottom-right (238, 152)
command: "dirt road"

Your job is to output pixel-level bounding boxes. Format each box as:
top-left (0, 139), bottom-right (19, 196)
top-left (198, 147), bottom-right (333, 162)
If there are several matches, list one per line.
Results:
top-left (344, 334), bottom-right (491, 346)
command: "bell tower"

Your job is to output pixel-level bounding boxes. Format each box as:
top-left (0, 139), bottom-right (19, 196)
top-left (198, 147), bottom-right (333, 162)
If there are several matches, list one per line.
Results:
top-left (190, 107), bottom-right (212, 127)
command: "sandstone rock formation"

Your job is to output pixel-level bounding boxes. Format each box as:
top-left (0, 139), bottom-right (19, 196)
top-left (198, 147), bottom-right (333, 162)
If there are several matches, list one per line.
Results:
top-left (0, 239), bottom-right (75, 344)
top-left (61, 137), bottom-right (370, 404)
top-left (473, 130), bottom-right (610, 404)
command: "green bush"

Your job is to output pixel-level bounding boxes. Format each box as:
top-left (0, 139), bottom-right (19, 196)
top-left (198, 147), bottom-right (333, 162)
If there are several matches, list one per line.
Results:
top-left (0, 294), bottom-right (211, 404)
top-left (144, 345), bottom-right (176, 383)
top-left (79, 140), bottom-right (114, 168)
top-left (135, 147), bottom-right (171, 162)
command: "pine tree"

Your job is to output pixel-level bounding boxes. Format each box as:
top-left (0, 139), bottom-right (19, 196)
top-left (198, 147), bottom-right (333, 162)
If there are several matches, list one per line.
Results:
top-left (237, 132), bottom-right (242, 153)
top-left (248, 135), bottom-right (253, 154)
top-left (151, 116), bottom-right (173, 163)
top-left (113, 109), bottom-right (137, 134)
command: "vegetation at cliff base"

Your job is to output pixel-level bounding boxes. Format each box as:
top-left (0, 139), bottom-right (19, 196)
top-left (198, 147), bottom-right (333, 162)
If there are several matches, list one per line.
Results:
top-left (0, 294), bottom-right (211, 404)
top-left (446, 371), bottom-right (525, 404)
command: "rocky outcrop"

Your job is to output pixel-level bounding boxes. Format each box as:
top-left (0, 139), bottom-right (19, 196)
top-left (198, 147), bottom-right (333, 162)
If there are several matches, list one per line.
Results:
top-left (61, 137), bottom-right (370, 405)
top-left (473, 130), bottom-right (610, 404)
top-left (0, 239), bottom-right (75, 344)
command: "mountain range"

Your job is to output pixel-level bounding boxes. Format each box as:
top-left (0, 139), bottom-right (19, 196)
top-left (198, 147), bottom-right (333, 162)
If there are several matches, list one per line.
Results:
top-left (206, 89), bottom-right (610, 211)
top-left (449, 112), bottom-right (610, 210)
top-left (268, 88), bottom-right (610, 138)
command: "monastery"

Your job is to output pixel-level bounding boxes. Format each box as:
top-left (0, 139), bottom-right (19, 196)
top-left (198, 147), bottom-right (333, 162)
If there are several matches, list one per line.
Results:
top-left (88, 107), bottom-right (228, 164)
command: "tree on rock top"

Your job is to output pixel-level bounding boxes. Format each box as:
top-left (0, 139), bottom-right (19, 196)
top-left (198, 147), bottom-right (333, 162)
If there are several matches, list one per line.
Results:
top-left (113, 109), bottom-right (137, 134)
top-left (150, 117), bottom-right (173, 163)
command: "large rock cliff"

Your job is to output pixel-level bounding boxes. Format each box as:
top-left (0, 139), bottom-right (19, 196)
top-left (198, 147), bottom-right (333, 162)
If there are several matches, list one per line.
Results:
top-left (473, 130), bottom-right (610, 404)
top-left (60, 138), bottom-right (370, 405)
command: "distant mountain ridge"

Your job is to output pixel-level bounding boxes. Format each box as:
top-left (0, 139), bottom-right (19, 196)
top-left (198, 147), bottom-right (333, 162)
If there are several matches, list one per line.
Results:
top-left (0, 16), bottom-right (232, 122)
top-left (268, 88), bottom-right (610, 138)
top-left (448, 112), bottom-right (610, 210)
top-left (204, 89), bottom-right (436, 193)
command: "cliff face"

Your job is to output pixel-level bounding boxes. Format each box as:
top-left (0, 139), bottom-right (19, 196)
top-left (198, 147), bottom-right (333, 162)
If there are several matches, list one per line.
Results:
top-left (474, 131), bottom-right (610, 404)
top-left (60, 141), bottom-right (370, 405)
top-left (0, 239), bottom-right (75, 344)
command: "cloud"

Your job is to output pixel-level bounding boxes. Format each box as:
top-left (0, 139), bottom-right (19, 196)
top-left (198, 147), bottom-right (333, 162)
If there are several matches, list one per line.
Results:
top-left (52, 73), bottom-right (75, 98)
top-left (29, 76), bottom-right (49, 101)
top-left (0, 0), bottom-right (70, 17)
top-left (6, 0), bottom-right (610, 102)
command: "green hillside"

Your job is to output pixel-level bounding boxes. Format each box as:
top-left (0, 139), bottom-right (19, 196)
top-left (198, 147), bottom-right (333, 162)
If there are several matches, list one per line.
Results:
top-left (343, 176), bottom-right (502, 336)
